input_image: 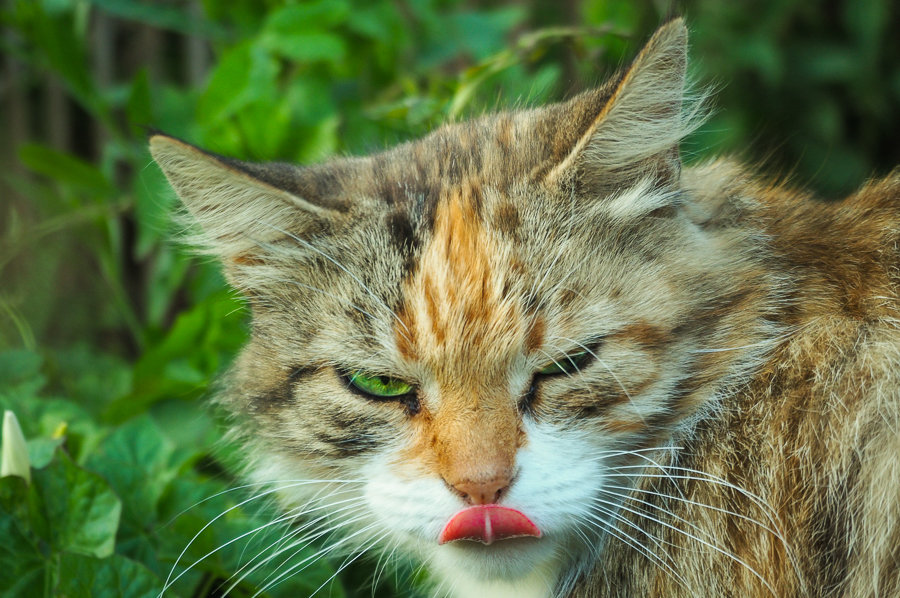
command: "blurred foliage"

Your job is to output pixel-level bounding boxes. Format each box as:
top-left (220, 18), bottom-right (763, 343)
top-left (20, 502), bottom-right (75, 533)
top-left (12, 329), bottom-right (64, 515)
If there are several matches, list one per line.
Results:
top-left (0, 0), bottom-right (897, 596)
top-left (0, 349), bottom-right (351, 597)
top-left (682, 0), bottom-right (899, 197)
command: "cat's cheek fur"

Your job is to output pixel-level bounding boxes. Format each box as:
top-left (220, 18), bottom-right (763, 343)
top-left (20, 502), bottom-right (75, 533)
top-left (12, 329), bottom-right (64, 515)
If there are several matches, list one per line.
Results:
top-left (364, 421), bottom-right (611, 596)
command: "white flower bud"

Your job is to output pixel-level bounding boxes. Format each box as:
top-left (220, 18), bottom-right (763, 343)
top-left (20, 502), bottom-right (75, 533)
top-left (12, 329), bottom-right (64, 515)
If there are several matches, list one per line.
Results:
top-left (1, 410), bottom-right (31, 485)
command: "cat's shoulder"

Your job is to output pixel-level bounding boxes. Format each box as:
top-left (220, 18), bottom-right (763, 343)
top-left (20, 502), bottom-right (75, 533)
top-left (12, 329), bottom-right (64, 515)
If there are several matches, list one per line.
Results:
top-left (684, 159), bottom-right (900, 222)
top-left (687, 160), bottom-right (899, 269)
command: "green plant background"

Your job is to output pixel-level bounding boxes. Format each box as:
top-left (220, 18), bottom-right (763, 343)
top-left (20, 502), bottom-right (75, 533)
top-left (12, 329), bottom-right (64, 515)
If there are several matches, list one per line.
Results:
top-left (0, 0), bottom-right (897, 596)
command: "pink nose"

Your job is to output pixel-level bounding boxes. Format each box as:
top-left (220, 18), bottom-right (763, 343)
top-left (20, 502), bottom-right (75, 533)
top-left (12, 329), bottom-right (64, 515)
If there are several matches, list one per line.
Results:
top-left (451, 477), bottom-right (509, 505)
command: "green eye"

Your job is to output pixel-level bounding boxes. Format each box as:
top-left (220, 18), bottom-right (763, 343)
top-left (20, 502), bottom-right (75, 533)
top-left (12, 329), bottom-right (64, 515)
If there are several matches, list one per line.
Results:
top-left (537, 351), bottom-right (592, 375)
top-left (347, 372), bottom-right (414, 397)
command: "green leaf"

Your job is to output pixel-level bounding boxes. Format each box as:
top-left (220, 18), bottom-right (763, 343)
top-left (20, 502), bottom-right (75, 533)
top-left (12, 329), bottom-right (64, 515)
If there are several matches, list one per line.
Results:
top-left (19, 144), bottom-right (115, 197)
top-left (293, 115), bottom-right (340, 163)
top-left (0, 476), bottom-right (45, 597)
top-left (263, 1), bottom-right (350, 34)
top-left (41, 0), bottom-right (75, 15)
top-left (30, 450), bottom-right (122, 558)
top-left (126, 69), bottom-right (154, 135)
top-left (11, 2), bottom-right (103, 117)
top-left (27, 436), bottom-right (64, 469)
top-left (0, 365), bottom-right (103, 462)
top-left (104, 293), bottom-right (246, 421)
top-left (198, 41), bottom-right (279, 125)
top-left (56, 552), bottom-right (163, 598)
top-left (346, 4), bottom-right (402, 43)
top-left (258, 0), bottom-right (350, 64)
top-left (89, 0), bottom-right (226, 39)
top-left (49, 345), bottom-right (133, 416)
top-left (793, 42), bottom-right (859, 83)
top-left (842, 0), bottom-right (888, 58)
top-left (141, 245), bottom-right (193, 328)
top-left (0, 349), bottom-right (43, 388)
top-left (449, 7), bottom-right (527, 60)
top-left (85, 416), bottom-right (176, 530)
top-left (234, 98), bottom-right (295, 159)
top-left (261, 31), bottom-right (347, 63)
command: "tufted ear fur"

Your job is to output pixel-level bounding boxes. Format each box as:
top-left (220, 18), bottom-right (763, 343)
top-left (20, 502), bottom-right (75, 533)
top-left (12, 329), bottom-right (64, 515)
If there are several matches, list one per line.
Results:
top-left (149, 134), bottom-right (341, 265)
top-left (547, 18), bottom-right (704, 199)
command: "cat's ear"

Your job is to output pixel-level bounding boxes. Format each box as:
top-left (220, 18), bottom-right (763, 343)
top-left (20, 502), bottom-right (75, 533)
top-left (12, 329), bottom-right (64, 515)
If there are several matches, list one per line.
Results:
top-left (149, 134), bottom-right (341, 264)
top-left (546, 18), bottom-right (703, 197)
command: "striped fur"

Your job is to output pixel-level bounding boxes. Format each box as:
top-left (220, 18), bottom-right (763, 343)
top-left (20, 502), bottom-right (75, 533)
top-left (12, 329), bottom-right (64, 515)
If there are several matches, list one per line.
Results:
top-left (151, 19), bottom-right (900, 598)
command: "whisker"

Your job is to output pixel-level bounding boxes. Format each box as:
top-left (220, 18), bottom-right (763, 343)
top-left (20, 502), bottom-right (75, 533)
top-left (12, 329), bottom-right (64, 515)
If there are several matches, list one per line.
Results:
top-left (591, 493), bottom-right (777, 596)
top-left (598, 489), bottom-right (721, 551)
top-left (179, 493), bottom-right (363, 596)
top-left (603, 483), bottom-right (783, 540)
top-left (221, 505), bottom-right (314, 594)
top-left (228, 485), bottom-right (352, 571)
top-left (232, 511), bottom-right (374, 597)
top-left (159, 478), bottom-right (364, 530)
top-left (600, 471), bottom-right (781, 532)
top-left (251, 499), bottom-right (372, 579)
top-left (571, 518), bottom-right (597, 551)
top-left (250, 520), bottom-right (383, 598)
top-left (536, 347), bottom-right (574, 378)
top-left (308, 531), bottom-right (393, 598)
top-left (166, 505), bottom-right (308, 594)
top-left (605, 464), bottom-right (802, 586)
top-left (588, 499), bottom-right (678, 556)
top-left (604, 447), bottom-right (688, 501)
top-left (554, 335), bottom-right (648, 425)
top-left (159, 479), bottom-right (360, 596)
top-left (604, 465), bottom-right (783, 529)
top-left (371, 535), bottom-right (403, 595)
top-left (596, 446), bottom-right (684, 459)
top-left (222, 498), bottom-right (369, 595)
top-left (583, 504), bottom-right (690, 592)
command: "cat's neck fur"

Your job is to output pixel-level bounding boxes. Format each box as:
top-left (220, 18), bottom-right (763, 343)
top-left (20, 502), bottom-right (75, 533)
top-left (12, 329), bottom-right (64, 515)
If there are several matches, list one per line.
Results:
top-left (567, 162), bottom-right (900, 597)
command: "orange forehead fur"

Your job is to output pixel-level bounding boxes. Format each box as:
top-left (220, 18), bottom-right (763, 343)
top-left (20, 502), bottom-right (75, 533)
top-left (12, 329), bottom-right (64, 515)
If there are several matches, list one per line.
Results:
top-left (394, 181), bottom-right (533, 483)
top-left (396, 181), bottom-right (528, 374)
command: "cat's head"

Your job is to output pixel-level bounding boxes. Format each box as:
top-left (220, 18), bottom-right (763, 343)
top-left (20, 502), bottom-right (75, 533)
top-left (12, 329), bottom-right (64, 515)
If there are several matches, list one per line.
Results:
top-left (152, 19), bottom-right (775, 596)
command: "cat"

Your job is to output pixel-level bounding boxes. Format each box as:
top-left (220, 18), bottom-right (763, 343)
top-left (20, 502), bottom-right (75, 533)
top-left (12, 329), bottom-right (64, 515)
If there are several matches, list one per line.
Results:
top-left (150, 18), bottom-right (900, 598)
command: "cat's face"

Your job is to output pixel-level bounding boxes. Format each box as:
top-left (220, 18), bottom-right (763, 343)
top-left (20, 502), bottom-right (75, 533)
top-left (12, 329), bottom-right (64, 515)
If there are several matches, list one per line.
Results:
top-left (152, 19), bottom-right (774, 596)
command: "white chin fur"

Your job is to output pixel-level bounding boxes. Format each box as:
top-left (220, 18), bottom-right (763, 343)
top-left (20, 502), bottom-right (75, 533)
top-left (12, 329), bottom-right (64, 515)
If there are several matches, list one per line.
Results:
top-left (431, 547), bottom-right (563, 598)
top-left (363, 421), bottom-right (611, 597)
top-left (426, 531), bottom-right (605, 598)
top-left (250, 421), bottom-right (610, 597)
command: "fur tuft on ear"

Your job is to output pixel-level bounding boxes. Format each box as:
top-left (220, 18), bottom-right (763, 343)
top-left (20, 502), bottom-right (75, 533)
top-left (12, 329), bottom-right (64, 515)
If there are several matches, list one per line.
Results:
top-left (149, 135), bottom-right (338, 263)
top-left (548, 18), bottom-right (708, 197)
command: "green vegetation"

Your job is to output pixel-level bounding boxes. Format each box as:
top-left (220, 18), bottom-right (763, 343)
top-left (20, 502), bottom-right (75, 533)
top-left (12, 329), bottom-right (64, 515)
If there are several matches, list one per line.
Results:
top-left (1, 1), bottom-right (896, 596)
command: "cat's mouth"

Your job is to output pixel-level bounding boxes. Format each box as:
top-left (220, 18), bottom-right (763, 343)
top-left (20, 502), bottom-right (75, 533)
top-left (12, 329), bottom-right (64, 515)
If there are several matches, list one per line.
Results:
top-left (438, 505), bottom-right (542, 545)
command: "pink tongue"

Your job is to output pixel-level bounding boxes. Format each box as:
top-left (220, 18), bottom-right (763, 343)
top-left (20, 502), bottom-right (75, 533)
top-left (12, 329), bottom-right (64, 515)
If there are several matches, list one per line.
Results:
top-left (439, 505), bottom-right (542, 545)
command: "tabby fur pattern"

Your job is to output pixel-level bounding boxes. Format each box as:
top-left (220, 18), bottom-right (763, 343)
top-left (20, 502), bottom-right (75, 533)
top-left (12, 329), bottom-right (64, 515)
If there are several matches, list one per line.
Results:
top-left (151, 19), bottom-right (900, 598)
